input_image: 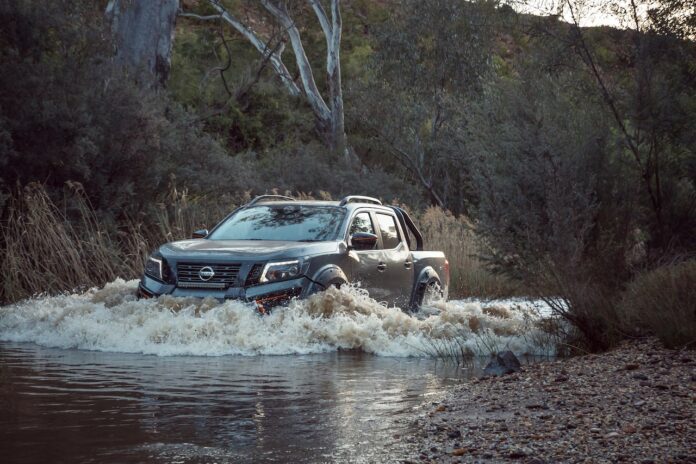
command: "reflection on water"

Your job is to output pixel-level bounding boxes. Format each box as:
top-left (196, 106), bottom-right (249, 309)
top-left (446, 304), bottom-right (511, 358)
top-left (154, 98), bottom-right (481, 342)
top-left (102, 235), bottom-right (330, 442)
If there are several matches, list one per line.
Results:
top-left (0, 342), bottom-right (476, 463)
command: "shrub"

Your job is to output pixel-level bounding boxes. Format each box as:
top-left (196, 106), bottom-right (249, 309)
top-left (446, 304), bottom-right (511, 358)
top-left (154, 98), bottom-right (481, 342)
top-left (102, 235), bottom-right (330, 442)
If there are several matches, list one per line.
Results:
top-left (0, 0), bottom-right (257, 221)
top-left (619, 261), bottom-right (696, 348)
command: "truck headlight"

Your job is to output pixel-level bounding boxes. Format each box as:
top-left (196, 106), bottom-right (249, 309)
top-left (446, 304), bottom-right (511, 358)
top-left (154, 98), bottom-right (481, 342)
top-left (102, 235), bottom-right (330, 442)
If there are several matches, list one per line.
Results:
top-left (145, 254), bottom-right (164, 281)
top-left (260, 260), bottom-right (300, 283)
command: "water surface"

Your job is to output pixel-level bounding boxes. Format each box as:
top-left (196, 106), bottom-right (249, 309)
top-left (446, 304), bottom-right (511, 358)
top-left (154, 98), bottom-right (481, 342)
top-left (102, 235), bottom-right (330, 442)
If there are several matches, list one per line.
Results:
top-left (1, 342), bottom-right (470, 463)
top-left (0, 280), bottom-right (553, 462)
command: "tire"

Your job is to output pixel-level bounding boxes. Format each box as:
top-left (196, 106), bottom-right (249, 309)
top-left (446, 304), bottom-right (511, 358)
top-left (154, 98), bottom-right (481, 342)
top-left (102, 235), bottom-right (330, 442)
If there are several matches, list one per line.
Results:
top-left (309, 278), bottom-right (346, 296)
top-left (415, 278), bottom-right (444, 309)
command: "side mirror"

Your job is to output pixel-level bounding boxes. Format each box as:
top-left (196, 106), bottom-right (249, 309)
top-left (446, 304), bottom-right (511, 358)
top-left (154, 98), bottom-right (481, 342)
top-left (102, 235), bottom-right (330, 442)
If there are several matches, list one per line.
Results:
top-left (349, 232), bottom-right (378, 251)
top-left (192, 229), bottom-right (209, 239)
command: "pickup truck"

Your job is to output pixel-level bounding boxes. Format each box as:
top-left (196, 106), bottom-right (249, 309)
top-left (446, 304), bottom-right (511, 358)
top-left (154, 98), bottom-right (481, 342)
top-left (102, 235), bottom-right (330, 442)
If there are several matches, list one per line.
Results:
top-left (138, 195), bottom-right (449, 312)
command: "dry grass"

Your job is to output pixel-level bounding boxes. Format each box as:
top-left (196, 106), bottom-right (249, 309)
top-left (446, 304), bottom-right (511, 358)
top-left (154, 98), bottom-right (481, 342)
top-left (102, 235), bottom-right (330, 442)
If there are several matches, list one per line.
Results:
top-left (416, 207), bottom-right (521, 299)
top-left (0, 183), bottom-right (243, 304)
top-left (0, 184), bottom-right (136, 303)
top-left (618, 260), bottom-right (696, 349)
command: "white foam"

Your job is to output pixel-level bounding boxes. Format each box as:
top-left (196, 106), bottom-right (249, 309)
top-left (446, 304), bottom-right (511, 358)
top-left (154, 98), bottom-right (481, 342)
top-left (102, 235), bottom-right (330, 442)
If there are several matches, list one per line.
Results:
top-left (0, 279), bottom-right (556, 357)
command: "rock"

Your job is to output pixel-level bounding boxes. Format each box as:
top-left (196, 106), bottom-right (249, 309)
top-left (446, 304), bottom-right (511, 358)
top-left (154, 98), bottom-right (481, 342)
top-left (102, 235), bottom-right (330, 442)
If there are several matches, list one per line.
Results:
top-left (604, 431), bottom-right (620, 439)
top-left (554, 375), bottom-right (569, 382)
top-left (625, 363), bottom-right (640, 370)
top-left (483, 350), bottom-right (522, 376)
top-left (435, 405), bottom-right (446, 412)
top-left (632, 373), bottom-right (648, 380)
top-left (508, 448), bottom-right (528, 459)
top-left (452, 448), bottom-right (467, 456)
top-left (622, 424), bottom-right (637, 434)
top-left (447, 430), bottom-right (462, 439)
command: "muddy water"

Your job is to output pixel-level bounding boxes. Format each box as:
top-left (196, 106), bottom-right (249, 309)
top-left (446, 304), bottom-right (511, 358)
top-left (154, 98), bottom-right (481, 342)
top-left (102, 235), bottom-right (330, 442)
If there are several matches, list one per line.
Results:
top-left (0, 280), bottom-right (552, 463)
top-left (1, 342), bottom-right (474, 463)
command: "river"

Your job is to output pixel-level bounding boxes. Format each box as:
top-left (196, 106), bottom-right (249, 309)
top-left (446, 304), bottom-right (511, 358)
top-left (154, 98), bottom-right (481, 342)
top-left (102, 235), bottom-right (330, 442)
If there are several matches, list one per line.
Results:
top-left (0, 280), bottom-right (553, 463)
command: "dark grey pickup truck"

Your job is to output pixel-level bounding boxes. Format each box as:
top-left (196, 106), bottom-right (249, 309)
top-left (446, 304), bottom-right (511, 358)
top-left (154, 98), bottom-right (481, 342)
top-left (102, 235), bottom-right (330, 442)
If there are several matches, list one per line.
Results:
top-left (138, 195), bottom-right (449, 312)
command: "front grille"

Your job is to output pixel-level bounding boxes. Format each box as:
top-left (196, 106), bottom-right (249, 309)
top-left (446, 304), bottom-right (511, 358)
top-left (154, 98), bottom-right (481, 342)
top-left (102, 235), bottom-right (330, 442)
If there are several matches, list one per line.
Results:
top-left (176, 262), bottom-right (241, 289)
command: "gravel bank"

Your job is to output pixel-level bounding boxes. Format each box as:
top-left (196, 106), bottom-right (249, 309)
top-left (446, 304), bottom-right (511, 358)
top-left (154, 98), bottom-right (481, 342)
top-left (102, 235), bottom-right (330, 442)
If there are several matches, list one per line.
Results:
top-left (410, 340), bottom-right (695, 463)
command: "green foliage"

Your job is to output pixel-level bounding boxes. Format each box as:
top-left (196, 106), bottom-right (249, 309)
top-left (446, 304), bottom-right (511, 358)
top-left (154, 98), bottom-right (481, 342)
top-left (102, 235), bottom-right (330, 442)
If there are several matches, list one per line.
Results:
top-left (350, 0), bottom-right (502, 213)
top-left (0, 0), bottom-right (253, 220)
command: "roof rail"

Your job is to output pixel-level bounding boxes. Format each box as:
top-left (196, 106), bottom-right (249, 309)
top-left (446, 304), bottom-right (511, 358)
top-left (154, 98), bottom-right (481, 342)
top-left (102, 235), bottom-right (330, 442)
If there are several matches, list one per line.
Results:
top-left (339, 195), bottom-right (382, 206)
top-left (247, 195), bottom-right (296, 206)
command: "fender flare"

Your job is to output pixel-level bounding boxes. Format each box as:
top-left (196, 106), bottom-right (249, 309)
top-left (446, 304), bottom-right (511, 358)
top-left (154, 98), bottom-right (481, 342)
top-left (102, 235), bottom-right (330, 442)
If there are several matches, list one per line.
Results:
top-left (410, 266), bottom-right (441, 308)
top-left (308, 264), bottom-right (348, 294)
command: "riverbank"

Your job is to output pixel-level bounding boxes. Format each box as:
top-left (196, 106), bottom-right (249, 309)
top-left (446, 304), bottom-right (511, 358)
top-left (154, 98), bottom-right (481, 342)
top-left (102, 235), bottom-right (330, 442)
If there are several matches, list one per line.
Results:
top-left (410, 339), bottom-right (695, 463)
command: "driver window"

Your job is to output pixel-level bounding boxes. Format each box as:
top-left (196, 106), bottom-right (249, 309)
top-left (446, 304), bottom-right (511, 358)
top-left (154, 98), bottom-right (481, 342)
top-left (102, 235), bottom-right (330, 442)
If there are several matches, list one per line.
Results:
top-left (349, 212), bottom-right (375, 235)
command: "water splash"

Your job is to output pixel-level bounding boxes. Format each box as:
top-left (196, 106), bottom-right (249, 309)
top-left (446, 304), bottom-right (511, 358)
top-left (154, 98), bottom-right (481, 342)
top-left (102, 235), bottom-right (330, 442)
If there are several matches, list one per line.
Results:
top-left (0, 279), bottom-right (554, 357)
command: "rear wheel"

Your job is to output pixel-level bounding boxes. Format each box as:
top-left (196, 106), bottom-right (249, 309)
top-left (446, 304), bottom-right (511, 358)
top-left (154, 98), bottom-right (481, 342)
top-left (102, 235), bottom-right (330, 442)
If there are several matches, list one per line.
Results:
top-left (416, 278), bottom-right (444, 309)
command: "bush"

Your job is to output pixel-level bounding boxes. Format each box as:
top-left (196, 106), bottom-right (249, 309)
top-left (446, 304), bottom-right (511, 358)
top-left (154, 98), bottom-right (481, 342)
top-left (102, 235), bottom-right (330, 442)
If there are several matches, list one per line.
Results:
top-left (619, 261), bottom-right (696, 348)
top-left (0, 0), bottom-right (256, 221)
top-left (466, 70), bottom-right (645, 351)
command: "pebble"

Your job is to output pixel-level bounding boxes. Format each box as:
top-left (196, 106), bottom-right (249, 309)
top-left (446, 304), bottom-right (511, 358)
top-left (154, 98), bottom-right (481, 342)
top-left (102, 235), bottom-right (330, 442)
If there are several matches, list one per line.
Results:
top-left (409, 339), bottom-right (695, 463)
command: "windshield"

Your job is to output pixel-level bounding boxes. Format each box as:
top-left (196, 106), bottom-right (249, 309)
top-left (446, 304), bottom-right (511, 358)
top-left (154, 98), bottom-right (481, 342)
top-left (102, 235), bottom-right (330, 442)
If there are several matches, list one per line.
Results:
top-left (208, 205), bottom-right (345, 242)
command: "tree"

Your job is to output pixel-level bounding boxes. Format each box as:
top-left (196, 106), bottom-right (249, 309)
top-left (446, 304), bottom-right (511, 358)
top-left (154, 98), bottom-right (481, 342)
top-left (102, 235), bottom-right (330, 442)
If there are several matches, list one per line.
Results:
top-left (353, 0), bottom-right (498, 212)
top-left (555, 0), bottom-right (696, 252)
top-left (647, 0), bottom-right (695, 39)
top-left (181, 0), bottom-right (349, 158)
top-left (105, 0), bottom-right (180, 86)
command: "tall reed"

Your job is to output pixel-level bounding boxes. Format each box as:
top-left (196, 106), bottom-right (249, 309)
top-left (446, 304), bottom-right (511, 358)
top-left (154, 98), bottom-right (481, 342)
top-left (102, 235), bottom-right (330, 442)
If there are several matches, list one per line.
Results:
top-left (416, 207), bottom-right (520, 299)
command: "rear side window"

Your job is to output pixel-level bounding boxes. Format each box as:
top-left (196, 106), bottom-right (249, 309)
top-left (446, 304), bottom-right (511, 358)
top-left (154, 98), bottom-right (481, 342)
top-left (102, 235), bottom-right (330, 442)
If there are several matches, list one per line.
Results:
top-left (376, 213), bottom-right (401, 249)
top-left (349, 212), bottom-right (375, 235)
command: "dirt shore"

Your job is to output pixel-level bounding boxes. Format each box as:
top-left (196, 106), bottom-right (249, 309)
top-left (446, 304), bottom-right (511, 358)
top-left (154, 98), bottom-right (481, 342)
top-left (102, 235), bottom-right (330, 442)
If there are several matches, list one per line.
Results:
top-left (410, 340), bottom-right (695, 463)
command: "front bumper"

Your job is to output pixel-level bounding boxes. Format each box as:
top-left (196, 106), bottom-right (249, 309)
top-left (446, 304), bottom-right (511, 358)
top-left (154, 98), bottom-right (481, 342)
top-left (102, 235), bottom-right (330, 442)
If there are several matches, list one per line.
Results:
top-left (137, 274), bottom-right (308, 309)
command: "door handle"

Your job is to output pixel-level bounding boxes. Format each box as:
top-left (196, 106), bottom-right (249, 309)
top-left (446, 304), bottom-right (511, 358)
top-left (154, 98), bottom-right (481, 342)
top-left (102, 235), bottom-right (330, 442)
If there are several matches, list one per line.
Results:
top-left (377, 262), bottom-right (387, 271)
top-left (404, 260), bottom-right (412, 269)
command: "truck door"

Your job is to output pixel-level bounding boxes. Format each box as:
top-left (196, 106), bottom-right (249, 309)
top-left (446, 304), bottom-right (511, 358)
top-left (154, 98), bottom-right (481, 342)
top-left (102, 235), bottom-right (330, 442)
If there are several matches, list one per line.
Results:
top-left (373, 212), bottom-right (414, 308)
top-left (347, 211), bottom-right (388, 301)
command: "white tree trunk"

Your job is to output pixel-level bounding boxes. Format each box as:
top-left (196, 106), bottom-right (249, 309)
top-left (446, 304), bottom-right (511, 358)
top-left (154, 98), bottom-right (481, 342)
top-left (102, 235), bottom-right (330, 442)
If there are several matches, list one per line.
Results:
top-left (106, 0), bottom-right (180, 86)
top-left (185, 0), bottom-right (350, 159)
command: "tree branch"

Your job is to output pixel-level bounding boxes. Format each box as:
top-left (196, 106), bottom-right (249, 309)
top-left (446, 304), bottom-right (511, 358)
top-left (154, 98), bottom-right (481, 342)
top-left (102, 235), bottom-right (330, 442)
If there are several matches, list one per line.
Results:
top-left (308, 0), bottom-right (332, 41)
top-left (178, 12), bottom-right (221, 21)
top-left (182, 1), bottom-right (301, 97)
top-left (260, 0), bottom-right (331, 121)
top-left (366, 124), bottom-right (444, 207)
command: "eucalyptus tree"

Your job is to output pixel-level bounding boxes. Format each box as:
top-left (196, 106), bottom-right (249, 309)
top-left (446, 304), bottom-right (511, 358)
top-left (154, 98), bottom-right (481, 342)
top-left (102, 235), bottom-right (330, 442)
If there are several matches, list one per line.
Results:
top-left (105, 0), bottom-right (180, 86)
top-left (181, 0), bottom-right (349, 158)
top-left (355, 0), bottom-right (499, 212)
